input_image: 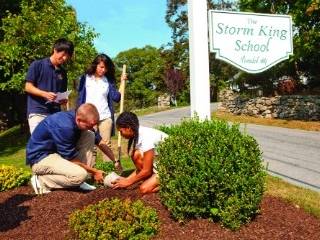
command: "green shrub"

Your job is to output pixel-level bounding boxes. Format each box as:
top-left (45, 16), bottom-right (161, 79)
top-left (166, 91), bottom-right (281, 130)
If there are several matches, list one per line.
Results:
top-left (69, 198), bottom-right (160, 240)
top-left (94, 160), bottom-right (115, 174)
top-left (0, 165), bottom-right (31, 191)
top-left (158, 119), bottom-right (266, 230)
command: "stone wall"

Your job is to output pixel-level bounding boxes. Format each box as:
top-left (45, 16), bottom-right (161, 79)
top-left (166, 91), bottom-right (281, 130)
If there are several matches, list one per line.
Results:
top-left (219, 90), bottom-right (320, 121)
top-left (157, 94), bottom-right (171, 108)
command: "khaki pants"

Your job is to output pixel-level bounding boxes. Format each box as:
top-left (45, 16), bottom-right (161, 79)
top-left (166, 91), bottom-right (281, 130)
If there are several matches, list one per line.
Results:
top-left (31, 130), bottom-right (95, 190)
top-left (28, 114), bottom-right (47, 134)
top-left (97, 118), bottom-right (113, 162)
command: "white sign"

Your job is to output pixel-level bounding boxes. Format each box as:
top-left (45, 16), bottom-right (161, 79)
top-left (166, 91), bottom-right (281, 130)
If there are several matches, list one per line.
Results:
top-left (208, 10), bottom-right (293, 73)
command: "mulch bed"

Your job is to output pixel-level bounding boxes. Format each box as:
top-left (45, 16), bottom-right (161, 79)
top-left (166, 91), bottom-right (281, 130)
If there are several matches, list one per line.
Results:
top-left (0, 185), bottom-right (319, 240)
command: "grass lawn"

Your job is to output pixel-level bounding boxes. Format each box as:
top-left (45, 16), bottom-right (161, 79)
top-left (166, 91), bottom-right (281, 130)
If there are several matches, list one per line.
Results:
top-left (213, 110), bottom-right (320, 131)
top-left (266, 175), bottom-right (320, 219)
top-left (132, 106), bottom-right (171, 116)
top-left (1, 108), bottom-right (320, 219)
top-left (0, 126), bottom-right (28, 170)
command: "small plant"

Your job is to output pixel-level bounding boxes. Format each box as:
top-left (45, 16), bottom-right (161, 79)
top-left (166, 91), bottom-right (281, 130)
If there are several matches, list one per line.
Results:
top-left (89, 161), bottom-right (116, 187)
top-left (0, 165), bottom-right (31, 191)
top-left (69, 198), bottom-right (160, 240)
top-left (158, 118), bottom-right (266, 230)
top-left (94, 160), bottom-right (115, 174)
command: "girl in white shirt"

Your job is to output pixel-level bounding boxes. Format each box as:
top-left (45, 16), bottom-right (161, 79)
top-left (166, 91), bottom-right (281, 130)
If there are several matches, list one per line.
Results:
top-left (77, 54), bottom-right (126, 165)
top-left (113, 111), bottom-right (168, 194)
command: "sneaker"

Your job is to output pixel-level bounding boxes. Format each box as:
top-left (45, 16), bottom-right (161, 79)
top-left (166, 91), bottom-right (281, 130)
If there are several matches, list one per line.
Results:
top-left (79, 182), bottom-right (96, 191)
top-left (30, 175), bottom-right (51, 195)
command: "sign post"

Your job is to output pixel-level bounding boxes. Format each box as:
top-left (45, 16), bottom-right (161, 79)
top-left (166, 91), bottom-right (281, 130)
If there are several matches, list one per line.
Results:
top-left (188, 0), bottom-right (211, 120)
top-left (208, 11), bottom-right (293, 73)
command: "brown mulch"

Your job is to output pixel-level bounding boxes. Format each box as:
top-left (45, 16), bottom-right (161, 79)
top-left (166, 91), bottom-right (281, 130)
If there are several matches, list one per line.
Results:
top-left (0, 186), bottom-right (319, 240)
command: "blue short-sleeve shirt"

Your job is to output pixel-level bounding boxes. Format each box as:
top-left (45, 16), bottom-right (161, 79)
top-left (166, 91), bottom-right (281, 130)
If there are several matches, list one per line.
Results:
top-left (26, 110), bottom-right (102, 166)
top-left (25, 57), bottom-right (68, 116)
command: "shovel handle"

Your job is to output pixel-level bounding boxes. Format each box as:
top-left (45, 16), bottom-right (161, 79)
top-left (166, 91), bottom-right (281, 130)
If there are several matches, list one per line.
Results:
top-left (117, 65), bottom-right (126, 158)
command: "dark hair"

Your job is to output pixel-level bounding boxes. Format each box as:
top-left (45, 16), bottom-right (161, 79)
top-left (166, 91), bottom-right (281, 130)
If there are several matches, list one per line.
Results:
top-left (86, 53), bottom-right (116, 83)
top-left (52, 38), bottom-right (74, 56)
top-left (116, 111), bottom-right (139, 154)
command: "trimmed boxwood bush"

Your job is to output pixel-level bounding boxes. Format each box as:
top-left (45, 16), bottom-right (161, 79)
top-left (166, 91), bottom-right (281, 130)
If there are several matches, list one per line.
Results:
top-left (157, 118), bottom-right (266, 230)
top-left (0, 165), bottom-right (31, 191)
top-left (69, 198), bottom-right (160, 240)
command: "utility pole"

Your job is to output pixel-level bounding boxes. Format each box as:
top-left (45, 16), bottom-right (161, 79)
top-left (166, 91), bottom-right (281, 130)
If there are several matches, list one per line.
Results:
top-left (188, 0), bottom-right (211, 120)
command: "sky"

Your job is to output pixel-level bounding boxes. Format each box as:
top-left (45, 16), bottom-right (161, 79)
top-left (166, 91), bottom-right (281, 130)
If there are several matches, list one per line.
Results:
top-left (66, 0), bottom-right (172, 58)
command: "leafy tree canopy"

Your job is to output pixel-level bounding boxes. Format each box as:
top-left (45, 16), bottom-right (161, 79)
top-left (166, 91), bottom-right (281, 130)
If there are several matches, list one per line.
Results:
top-left (0, 0), bottom-right (98, 92)
top-left (165, 0), bottom-right (320, 96)
top-left (239, 0), bottom-right (320, 88)
top-left (165, 0), bottom-right (237, 102)
top-left (113, 45), bottom-right (166, 109)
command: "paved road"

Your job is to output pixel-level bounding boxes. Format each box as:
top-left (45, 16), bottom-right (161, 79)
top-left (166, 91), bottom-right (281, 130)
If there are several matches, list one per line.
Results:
top-left (138, 104), bottom-right (320, 192)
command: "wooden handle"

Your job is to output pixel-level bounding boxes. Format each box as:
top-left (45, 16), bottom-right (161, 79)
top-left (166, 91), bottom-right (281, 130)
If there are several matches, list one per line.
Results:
top-left (119, 64), bottom-right (126, 113)
top-left (117, 64), bottom-right (126, 149)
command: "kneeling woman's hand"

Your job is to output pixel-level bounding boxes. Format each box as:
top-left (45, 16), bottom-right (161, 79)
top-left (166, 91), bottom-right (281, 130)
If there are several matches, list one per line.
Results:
top-left (112, 177), bottom-right (131, 189)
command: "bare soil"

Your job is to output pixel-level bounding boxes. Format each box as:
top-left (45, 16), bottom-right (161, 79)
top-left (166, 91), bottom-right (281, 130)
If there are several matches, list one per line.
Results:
top-left (0, 185), bottom-right (319, 240)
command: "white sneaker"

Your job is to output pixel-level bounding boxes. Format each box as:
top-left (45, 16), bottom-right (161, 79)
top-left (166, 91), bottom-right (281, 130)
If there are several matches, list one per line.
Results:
top-left (30, 175), bottom-right (51, 195)
top-left (79, 182), bottom-right (96, 191)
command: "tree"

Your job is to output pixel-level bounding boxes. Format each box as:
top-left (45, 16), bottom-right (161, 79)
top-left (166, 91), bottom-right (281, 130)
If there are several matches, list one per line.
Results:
top-left (0, 0), bottom-right (97, 128)
top-left (0, 0), bottom-right (21, 23)
top-left (165, 0), bottom-right (237, 103)
top-left (164, 68), bottom-right (185, 106)
top-left (0, 0), bottom-right (97, 92)
top-left (113, 46), bottom-right (166, 110)
top-left (238, 0), bottom-right (320, 90)
top-left (166, 1), bottom-right (320, 97)
top-left (306, 0), bottom-right (320, 16)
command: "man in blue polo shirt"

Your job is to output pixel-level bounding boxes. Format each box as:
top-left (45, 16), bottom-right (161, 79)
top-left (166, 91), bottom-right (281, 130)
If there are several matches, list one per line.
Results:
top-left (25, 38), bottom-right (74, 133)
top-left (26, 103), bottom-right (119, 194)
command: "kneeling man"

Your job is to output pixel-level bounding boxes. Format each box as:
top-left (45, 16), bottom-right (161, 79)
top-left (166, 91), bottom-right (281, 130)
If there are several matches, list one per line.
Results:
top-left (26, 103), bottom-right (119, 194)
